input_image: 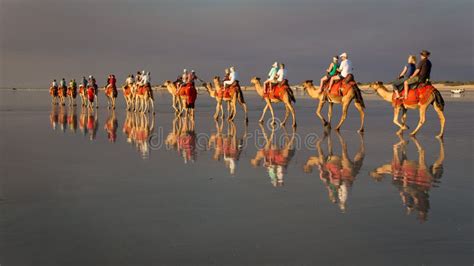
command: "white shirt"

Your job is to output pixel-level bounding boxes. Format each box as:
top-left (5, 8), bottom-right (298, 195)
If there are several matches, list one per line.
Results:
top-left (126, 77), bottom-right (133, 85)
top-left (52, 81), bottom-right (58, 87)
top-left (338, 59), bottom-right (353, 78)
top-left (276, 68), bottom-right (287, 82)
top-left (229, 71), bottom-right (238, 83)
top-left (142, 74), bottom-right (150, 84)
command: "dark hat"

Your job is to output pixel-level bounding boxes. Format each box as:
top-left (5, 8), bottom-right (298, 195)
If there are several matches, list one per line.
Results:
top-left (420, 50), bottom-right (431, 56)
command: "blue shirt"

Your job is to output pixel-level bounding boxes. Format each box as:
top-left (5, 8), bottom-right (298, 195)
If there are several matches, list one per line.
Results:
top-left (405, 63), bottom-right (416, 78)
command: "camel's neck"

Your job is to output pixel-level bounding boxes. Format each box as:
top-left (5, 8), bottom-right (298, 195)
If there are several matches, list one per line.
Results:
top-left (305, 84), bottom-right (322, 99)
top-left (254, 81), bottom-right (264, 97)
top-left (206, 84), bottom-right (217, 98)
top-left (167, 84), bottom-right (176, 94)
top-left (213, 80), bottom-right (223, 91)
top-left (375, 86), bottom-right (393, 102)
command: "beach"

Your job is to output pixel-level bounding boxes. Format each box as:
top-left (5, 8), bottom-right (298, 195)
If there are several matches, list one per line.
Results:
top-left (0, 90), bottom-right (473, 265)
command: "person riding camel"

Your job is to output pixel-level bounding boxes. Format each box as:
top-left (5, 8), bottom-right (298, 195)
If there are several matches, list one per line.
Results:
top-left (178, 69), bottom-right (189, 92)
top-left (223, 66), bottom-right (238, 90)
top-left (264, 62), bottom-right (279, 93)
top-left (52, 79), bottom-right (58, 89)
top-left (402, 50), bottom-right (432, 99)
top-left (327, 52), bottom-right (353, 93)
top-left (69, 79), bottom-right (77, 89)
top-left (81, 76), bottom-right (88, 88)
top-left (392, 55), bottom-right (417, 99)
top-left (126, 74), bottom-right (134, 86)
top-left (60, 78), bottom-right (67, 89)
top-left (188, 70), bottom-right (203, 85)
top-left (319, 56), bottom-right (339, 92)
top-left (223, 68), bottom-right (231, 83)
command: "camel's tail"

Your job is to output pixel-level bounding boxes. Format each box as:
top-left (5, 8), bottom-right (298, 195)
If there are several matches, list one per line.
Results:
top-left (353, 84), bottom-right (365, 109)
top-left (237, 88), bottom-right (246, 104)
top-left (433, 89), bottom-right (445, 111)
top-left (287, 87), bottom-right (296, 103)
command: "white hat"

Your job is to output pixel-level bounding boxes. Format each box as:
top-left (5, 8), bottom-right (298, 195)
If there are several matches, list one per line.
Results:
top-left (191, 70), bottom-right (195, 72)
top-left (272, 61), bottom-right (278, 67)
top-left (339, 52), bottom-right (348, 58)
top-left (230, 66), bottom-right (235, 70)
top-left (142, 70), bottom-right (145, 74)
top-left (183, 69), bottom-right (187, 72)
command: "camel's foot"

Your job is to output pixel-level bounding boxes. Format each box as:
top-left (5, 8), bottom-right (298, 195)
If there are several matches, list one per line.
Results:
top-left (409, 131), bottom-right (417, 136)
top-left (213, 115), bottom-right (218, 121)
top-left (245, 117), bottom-right (249, 124)
top-left (335, 127), bottom-right (341, 131)
top-left (73, 104), bottom-right (77, 106)
top-left (259, 119), bottom-right (264, 124)
top-left (436, 133), bottom-right (444, 139)
top-left (292, 123), bottom-right (297, 128)
top-left (358, 128), bottom-right (364, 133)
top-left (401, 125), bottom-right (409, 130)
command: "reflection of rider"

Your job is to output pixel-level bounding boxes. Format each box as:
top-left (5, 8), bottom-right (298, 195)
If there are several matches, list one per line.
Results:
top-left (104, 110), bottom-right (118, 143)
top-left (251, 124), bottom-right (296, 187)
top-left (304, 131), bottom-right (365, 212)
top-left (370, 136), bottom-right (444, 223)
top-left (208, 120), bottom-right (247, 175)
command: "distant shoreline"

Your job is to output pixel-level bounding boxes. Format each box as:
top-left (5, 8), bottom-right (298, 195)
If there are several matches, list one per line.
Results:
top-left (3, 82), bottom-right (474, 92)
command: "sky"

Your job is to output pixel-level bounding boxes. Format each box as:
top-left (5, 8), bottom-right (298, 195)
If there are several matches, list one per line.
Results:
top-left (0, 0), bottom-right (473, 88)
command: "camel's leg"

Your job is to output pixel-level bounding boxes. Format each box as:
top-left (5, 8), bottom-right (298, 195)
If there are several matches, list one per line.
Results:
top-left (400, 107), bottom-right (408, 128)
top-left (214, 101), bottom-right (221, 120)
top-left (288, 102), bottom-right (296, 128)
top-left (315, 101), bottom-right (328, 126)
top-left (220, 102), bottom-right (225, 120)
top-left (241, 102), bottom-right (248, 123)
top-left (281, 104), bottom-right (289, 127)
top-left (95, 95), bottom-right (99, 108)
top-left (433, 103), bottom-right (445, 138)
top-left (327, 103), bottom-right (333, 125)
top-left (172, 95), bottom-right (178, 114)
top-left (268, 102), bottom-right (276, 125)
top-left (410, 105), bottom-right (428, 136)
top-left (392, 106), bottom-right (406, 130)
top-left (259, 103), bottom-right (269, 123)
top-left (335, 102), bottom-right (350, 131)
top-left (229, 98), bottom-right (237, 121)
top-left (150, 98), bottom-right (155, 114)
top-left (354, 102), bottom-right (365, 132)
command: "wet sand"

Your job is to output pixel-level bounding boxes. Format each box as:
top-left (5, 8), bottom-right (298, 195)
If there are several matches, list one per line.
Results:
top-left (0, 90), bottom-right (473, 265)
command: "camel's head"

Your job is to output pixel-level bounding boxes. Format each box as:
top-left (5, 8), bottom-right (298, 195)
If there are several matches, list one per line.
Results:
top-left (369, 81), bottom-right (384, 91)
top-left (162, 80), bottom-right (172, 87)
top-left (302, 80), bottom-right (313, 90)
top-left (213, 76), bottom-right (220, 83)
top-left (250, 77), bottom-right (261, 85)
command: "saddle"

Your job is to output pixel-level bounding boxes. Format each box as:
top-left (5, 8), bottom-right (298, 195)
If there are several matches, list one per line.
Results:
top-left (392, 83), bottom-right (435, 106)
top-left (323, 74), bottom-right (356, 98)
top-left (219, 81), bottom-right (239, 99)
top-left (177, 83), bottom-right (197, 104)
top-left (50, 87), bottom-right (58, 96)
top-left (264, 79), bottom-right (290, 100)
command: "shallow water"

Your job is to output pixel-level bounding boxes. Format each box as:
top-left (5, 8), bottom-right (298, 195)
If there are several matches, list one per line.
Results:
top-left (0, 90), bottom-right (472, 265)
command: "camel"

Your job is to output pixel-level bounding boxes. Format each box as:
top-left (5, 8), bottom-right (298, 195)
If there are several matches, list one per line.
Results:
top-left (58, 86), bottom-right (67, 106)
top-left (86, 86), bottom-right (96, 110)
top-left (104, 84), bottom-right (118, 110)
top-left (162, 80), bottom-right (186, 114)
top-left (204, 76), bottom-right (248, 123)
top-left (369, 82), bottom-right (445, 138)
top-left (67, 85), bottom-right (77, 106)
top-left (78, 85), bottom-right (87, 107)
top-left (303, 131), bottom-right (365, 212)
top-left (162, 80), bottom-right (196, 119)
top-left (165, 116), bottom-right (196, 163)
top-left (250, 77), bottom-right (296, 128)
top-left (302, 80), bottom-right (365, 132)
top-left (370, 136), bottom-right (444, 222)
top-left (122, 84), bottom-right (134, 111)
top-left (49, 86), bottom-right (59, 105)
top-left (134, 84), bottom-right (154, 113)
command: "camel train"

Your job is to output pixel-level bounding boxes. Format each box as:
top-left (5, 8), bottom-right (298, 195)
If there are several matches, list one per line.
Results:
top-left (49, 70), bottom-right (446, 138)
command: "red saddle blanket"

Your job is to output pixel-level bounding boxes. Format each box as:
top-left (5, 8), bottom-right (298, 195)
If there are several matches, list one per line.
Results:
top-left (392, 83), bottom-right (435, 106)
top-left (177, 83), bottom-right (197, 104)
top-left (264, 80), bottom-right (290, 100)
top-left (87, 87), bottom-right (95, 101)
top-left (323, 80), bottom-right (355, 97)
top-left (217, 84), bottom-right (238, 99)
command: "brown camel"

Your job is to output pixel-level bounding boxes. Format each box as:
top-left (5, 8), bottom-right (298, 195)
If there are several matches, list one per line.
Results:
top-left (250, 77), bottom-right (296, 128)
top-left (163, 80), bottom-right (187, 115)
top-left (104, 84), bottom-right (118, 110)
top-left (302, 80), bottom-right (365, 132)
top-left (369, 82), bottom-right (445, 138)
top-left (204, 76), bottom-right (248, 123)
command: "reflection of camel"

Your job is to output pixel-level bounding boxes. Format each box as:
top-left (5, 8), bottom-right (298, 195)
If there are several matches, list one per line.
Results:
top-left (123, 111), bottom-right (155, 159)
top-left (302, 80), bottom-right (365, 132)
top-left (67, 106), bottom-right (77, 133)
top-left (104, 110), bottom-right (118, 143)
top-left (86, 108), bottom-right (99, 141)
top-left (370, 136), bottom-right (445, 223)
top-left (250, 77), bottom-right (296, 128)
top-left (208, 120), bottom-right (248, 175)
top-left (49, 105), bottom-right (59, 130)
top-left (49, 86), bottom-right (59, 105)
top-left (304, 131), bottom-right (365, 212)
top-left (105, 85), bottom-right (118, 110)
top-left (204, 76), bottom-right (248, 122)
top-left (251, 124), bottom-right (296, 187)
top-left (58, 105), bottom-right (67, 132)
top-left (369, 82), bottom-right (445, 138)
top-left (79, 106), bottom-right (88, 136)
top-left (166, 117), bottom-right (197, 163)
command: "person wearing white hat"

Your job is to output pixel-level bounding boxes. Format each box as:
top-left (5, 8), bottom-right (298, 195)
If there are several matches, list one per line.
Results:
top-left (177, 69), bottom-right (189, 91)
top-left (276, 63), bottom-right (287, 83)
top-left (223, 66), bottom-right (238, 89)
top-left (327, 52), bottom-right (353, 92)
top-left (265, 61), bottom-right (279, 93)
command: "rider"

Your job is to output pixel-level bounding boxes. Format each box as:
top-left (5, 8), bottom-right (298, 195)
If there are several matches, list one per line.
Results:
top-left (141, 72), bottom-right (150, 87)
top-left (319, 56), bottom-right (339, 92)
top-left (223, 66), bottom-right (238, 89)
top-left (125, 74), bottom-right (134, 86)
top-left (276, 63), bottom-right (287, 83)
top-left (52, 79), bottom-right (58, 89)
top-left (327, 52), bottom-right (353, 92)
top-left (81, 76), bottom-right (88, 88)
top-left (69, 79), bottom-right (77, 89)
top-left (265, 62), bottom-right (279, 93)
top-left (402, 50), bottom-right (432, 99)
top-left (60, 78), bottom-right (67, 88)
top-left (392, 55), bottom-right (416, 98)
top-left (188, 70), bottom-right (202, 85)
